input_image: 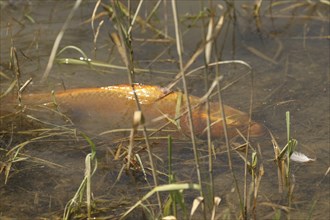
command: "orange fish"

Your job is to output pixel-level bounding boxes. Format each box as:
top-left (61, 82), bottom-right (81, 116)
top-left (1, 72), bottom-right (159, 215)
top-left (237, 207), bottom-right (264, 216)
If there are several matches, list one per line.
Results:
top-left (0, 84), bottom-right (264, 139)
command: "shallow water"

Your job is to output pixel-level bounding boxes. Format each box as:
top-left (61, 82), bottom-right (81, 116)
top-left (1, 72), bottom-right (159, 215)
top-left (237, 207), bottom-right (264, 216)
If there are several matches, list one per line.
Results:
top-left (0, 1), bottom-right (329, 219)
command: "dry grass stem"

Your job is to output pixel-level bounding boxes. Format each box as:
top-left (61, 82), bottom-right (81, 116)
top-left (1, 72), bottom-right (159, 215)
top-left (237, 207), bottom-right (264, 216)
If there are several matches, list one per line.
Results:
top-left (42, 0), bottom-right (82, 82)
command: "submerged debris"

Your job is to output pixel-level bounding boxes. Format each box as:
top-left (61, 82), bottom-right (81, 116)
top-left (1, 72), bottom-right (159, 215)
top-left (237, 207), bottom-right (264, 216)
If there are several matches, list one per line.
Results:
top-left (290, 151), bottom-right (315, 163)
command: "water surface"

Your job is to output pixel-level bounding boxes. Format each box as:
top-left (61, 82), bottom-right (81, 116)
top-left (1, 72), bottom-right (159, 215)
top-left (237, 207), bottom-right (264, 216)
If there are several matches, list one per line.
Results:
top-left (0, 1), bottom-right (329, 219)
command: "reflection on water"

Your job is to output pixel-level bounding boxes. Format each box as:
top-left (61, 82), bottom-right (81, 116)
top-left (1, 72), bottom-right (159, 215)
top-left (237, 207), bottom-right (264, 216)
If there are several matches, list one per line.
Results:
top-left (0, 0), bottom-right (329, 219)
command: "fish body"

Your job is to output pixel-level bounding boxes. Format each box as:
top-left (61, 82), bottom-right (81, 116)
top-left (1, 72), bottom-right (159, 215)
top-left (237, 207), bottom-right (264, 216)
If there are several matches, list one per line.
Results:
top-left (1, 84), bottom-right (264, 138)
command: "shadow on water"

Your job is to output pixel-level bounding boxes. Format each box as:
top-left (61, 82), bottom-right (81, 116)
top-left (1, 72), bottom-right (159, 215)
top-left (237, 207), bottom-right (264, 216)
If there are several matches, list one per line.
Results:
top-left (0, 0), bottom-right (329, 219)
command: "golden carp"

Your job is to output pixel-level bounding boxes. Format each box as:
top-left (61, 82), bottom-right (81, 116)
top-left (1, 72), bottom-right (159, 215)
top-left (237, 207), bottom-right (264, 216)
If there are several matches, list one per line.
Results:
top-left (0, 84), bottom-right (264, 139)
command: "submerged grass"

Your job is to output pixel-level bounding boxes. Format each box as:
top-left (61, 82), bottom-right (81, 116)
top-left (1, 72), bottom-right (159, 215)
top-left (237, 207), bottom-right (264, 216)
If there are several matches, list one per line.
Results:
top-left (171, 2), bottom-right (204, 218)
top-left (63, 133), bottom-right (97, 220)
top-left (41, 0), bottom-right (82, 82)
top-left (110, 0), bottom-right (163, 214)
top-left (270, 111), bottom-right (298, 194)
